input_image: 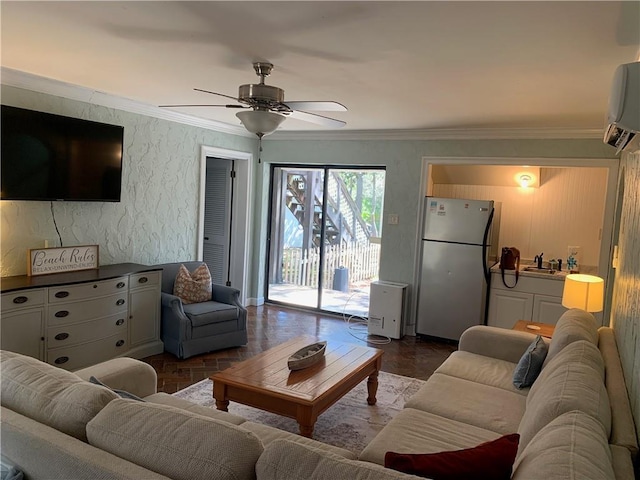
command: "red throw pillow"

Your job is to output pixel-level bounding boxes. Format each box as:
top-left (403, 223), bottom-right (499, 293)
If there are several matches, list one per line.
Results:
top-left (384, 433), bottom-right (519, 480)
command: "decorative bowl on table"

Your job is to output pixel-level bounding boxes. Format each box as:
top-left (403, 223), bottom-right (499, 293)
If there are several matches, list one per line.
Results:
top-left (287, 341), bottom-right (327, 371)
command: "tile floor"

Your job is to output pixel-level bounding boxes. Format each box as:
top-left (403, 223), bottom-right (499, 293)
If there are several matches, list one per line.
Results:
top-left (141, 303), bottom-right (457, 393)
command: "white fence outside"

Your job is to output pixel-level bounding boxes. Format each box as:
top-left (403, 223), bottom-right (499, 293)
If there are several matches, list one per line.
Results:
top-left (281, 243), bottom-right (381, 289)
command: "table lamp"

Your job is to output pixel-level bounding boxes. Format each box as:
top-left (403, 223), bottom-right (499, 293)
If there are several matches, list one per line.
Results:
top-left (561, 274), bottom-right (604, 312)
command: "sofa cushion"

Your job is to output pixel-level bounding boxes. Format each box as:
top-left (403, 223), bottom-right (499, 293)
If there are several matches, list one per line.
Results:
top-left (543, 308), bottom-right (598, 367)
top-left (385, 433), bottom-right (519, 480)
top-left (1, 406), bottom-right (171, 480)
top-left (537, 339), bottom-right (604, 382)
top-left (518, 362), bottom-right (611, 451)
top-left (173, 263), bottom-right (212, 304)
top-left (513, 411), bottom-right (615, 480)
top-left (183, 301), bottom-right (239, 327)
top-left (87, 399), bottom-right (263, 480)
top-left (0, 350), bottom-right (118, 442)
top-left (405, 373), bottom-right (526, 435)
top-left (512, 335), bottom-right (547, 389)
top-left (434, 351), bottom-right (527, 396)
top-left (360, 408), bottom-right (501, 466)
top-left (256, 438), bottom-right (422, 480)
top-left (143, 392), bottom-right (246, 425)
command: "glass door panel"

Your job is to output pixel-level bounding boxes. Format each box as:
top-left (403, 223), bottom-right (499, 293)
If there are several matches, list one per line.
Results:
top-left (268, 167), bottom-right (325, 308)
top-left (267, 166), bottom-right (385, 317)
top-left (320, 169), bottom-right (385, 316)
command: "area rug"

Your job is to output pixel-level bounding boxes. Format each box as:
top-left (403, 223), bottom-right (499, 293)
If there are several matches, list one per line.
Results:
top-left (172, 371), bottom-right (426, 455)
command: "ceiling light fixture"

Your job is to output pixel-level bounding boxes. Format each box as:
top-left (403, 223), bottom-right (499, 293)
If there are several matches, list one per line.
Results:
top-left (236, 110), bottom-right (286, 163)
top-left (518, 174), bottom-right (533, 188)
top-left (236, 110), bottom-right (286, 136)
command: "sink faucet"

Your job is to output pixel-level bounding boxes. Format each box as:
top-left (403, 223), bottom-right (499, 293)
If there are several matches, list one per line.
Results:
top-left (534, 253), bottom-right (544, 269)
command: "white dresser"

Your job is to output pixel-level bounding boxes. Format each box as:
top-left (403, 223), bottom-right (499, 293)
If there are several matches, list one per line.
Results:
top-left (1, 264), bottom-right (163, 370)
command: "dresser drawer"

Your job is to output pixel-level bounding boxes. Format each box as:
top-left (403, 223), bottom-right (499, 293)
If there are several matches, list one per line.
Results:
top-left (47, 333), bottom-right (128, 371)
top-left (1, 289), bottom-right (46, 312)
top-left (130, 271), bottom-right (161, 290)
top-left (48, 277), bottom-right (128, 303)
top-left (47, 313), bottom-right (127, 348)
top-left (47, 294), bottom-right (128, 326)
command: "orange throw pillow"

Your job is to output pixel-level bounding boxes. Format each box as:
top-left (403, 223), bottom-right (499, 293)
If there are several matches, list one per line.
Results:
top-left (385, 433), bottom-right (519, 480)
top-left (173, 264), bottom-right (212, 304)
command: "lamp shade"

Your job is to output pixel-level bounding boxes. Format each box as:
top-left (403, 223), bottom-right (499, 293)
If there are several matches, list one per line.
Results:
top-left (561, 274), bottom-right (604, 312)
top-left (236, 110), bottom-right (286, 135)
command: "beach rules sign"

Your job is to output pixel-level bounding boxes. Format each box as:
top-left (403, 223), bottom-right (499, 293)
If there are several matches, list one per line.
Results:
top-left (27, 245), bottom-right (99, 276)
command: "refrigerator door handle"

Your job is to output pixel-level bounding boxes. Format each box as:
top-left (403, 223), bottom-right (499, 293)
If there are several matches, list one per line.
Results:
top-left (482, 207), bottom-right (495, 283)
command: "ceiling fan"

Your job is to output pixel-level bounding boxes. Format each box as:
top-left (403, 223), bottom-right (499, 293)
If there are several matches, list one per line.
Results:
top-left (160, 62), bottom-right (347, 139)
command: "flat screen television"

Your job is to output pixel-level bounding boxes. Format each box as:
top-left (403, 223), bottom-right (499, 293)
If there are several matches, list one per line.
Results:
top-left (1, 105), bottom-right (124, 202)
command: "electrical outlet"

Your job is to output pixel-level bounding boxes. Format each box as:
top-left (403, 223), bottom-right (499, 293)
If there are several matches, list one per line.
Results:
top-left (388, 214), bottom-right (399, 225)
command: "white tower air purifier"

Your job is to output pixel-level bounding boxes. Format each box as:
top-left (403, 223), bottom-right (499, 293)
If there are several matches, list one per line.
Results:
top-left (368, 281), bottom-right (408, 339)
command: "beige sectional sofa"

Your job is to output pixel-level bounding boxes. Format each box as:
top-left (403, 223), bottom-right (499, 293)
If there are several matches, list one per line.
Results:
top-left (359, 308), bottom-right (638, 479)
top-left (1, 308), bottom-right (637, 479)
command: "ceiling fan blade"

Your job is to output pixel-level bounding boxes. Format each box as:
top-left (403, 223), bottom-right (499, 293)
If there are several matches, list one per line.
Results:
top-left (159, 104), bottom-right (247, 108)
top-left (284, 101), bottom-right (347, 112)
top-left (193, 88), bottom-right (243, 103)
top-left (288, 110), bottom-right (346, 128)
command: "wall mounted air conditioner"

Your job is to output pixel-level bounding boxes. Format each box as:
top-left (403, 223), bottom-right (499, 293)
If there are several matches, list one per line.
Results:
top-left (604, 62), bottom-right (640, 154)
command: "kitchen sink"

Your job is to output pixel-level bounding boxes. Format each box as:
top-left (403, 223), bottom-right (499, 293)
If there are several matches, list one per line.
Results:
top-left (523, 266), bottom-right (557, 274)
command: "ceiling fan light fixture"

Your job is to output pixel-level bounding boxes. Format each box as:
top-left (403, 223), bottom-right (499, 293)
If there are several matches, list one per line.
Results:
top-left (236, 110), bottom-right (286, 136)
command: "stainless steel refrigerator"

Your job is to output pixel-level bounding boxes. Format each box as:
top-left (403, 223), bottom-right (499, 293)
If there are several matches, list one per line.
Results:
top-left (416, 197), bottom-right (500, 341)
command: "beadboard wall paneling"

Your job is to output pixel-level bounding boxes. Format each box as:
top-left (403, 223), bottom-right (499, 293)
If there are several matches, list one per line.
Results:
top-left (432, 167), bottom-right (607, 266)
top-left (0, 86), bottom-right (256, 277)
top-left (611, 151), bottom-right (640, 440)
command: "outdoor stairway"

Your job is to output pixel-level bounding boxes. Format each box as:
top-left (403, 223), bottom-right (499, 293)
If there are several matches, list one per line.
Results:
top-left (285, 171), bottom-right (370, 249)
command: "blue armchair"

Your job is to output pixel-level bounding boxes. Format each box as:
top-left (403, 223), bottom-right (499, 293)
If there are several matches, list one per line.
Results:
top-left (156, 261), bottom-right (248, 359)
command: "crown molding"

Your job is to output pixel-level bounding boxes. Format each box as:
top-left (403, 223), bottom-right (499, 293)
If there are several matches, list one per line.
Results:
top-left (0, 67), bottom-right (252, 137)
top-left (1, 67), bottom-right (603, 141)
top-left (268, 127), bottom-right (603, 141)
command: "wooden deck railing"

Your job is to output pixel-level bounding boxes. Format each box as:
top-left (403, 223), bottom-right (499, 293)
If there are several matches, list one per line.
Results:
top-left (281, 243), bottom-right (381, 288)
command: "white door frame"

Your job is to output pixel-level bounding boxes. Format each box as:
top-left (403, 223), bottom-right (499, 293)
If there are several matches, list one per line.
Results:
top-left (197, 145), bottom-right (253, 306)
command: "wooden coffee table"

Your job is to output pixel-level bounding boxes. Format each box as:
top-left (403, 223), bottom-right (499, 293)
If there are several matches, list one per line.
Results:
top-left (210, 336), bottom-right (384, 438)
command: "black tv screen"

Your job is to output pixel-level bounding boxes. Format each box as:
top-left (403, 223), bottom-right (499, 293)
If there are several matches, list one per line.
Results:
top-left (1, 105), bottom-right (124, 202)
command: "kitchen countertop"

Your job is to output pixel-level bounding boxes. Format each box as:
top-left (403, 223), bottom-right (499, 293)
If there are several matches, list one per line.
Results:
top-left (489, 262), bottom-right (598, 281)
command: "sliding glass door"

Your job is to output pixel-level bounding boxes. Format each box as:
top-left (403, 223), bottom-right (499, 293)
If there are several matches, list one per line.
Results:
top-left (267, 165), bottom-right (385, 316)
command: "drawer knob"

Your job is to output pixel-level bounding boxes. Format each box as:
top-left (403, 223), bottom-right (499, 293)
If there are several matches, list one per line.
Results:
top-left (93, 285), bottom-right (98, 289)
top-left (116, 318), bottom-right (125, 326)
top-left (54, 291), bottom-right (70, 298)
top-left (54, 356), bottom-right (69, 365)
top-left (54, 310), bottom-right (69, 318)
top-left (116, 340), bottom-right (125, 347)
top-left (54, 332), bottom-right (69, 341)
top-left (116, 299), bottom-right (125, 306)
top-left (13, 296), bottom-right (28, 304)
top-left (117, 282), bottom-right (126, 289)
top-left (138, 277), bottom-right (148, 284)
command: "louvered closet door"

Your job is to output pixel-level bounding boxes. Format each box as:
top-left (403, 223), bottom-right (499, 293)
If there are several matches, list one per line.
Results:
top-left (203, 158), bottom-right (232, 286)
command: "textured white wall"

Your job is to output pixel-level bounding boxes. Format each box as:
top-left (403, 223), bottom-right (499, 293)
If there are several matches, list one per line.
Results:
top-left (0, 86), bottom-right (257, 277)
top-left (611, 150), bottom-right (640, 440)
top-left (433, 167), bottom-right (608, 266)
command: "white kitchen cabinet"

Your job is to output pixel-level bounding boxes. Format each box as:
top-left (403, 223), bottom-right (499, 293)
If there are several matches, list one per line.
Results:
top-left (532, 294), bottom-right (567, 324)
top-left (0, 264), bottom-right (163, 369)
top-left (488, 289), bottom-right (534, 329)
top-left (488, 271), bottom-right (567, 329)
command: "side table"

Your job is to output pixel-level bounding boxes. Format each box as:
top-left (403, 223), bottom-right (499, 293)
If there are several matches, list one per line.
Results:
top-left (512, 320), bottom-right (555, 339)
